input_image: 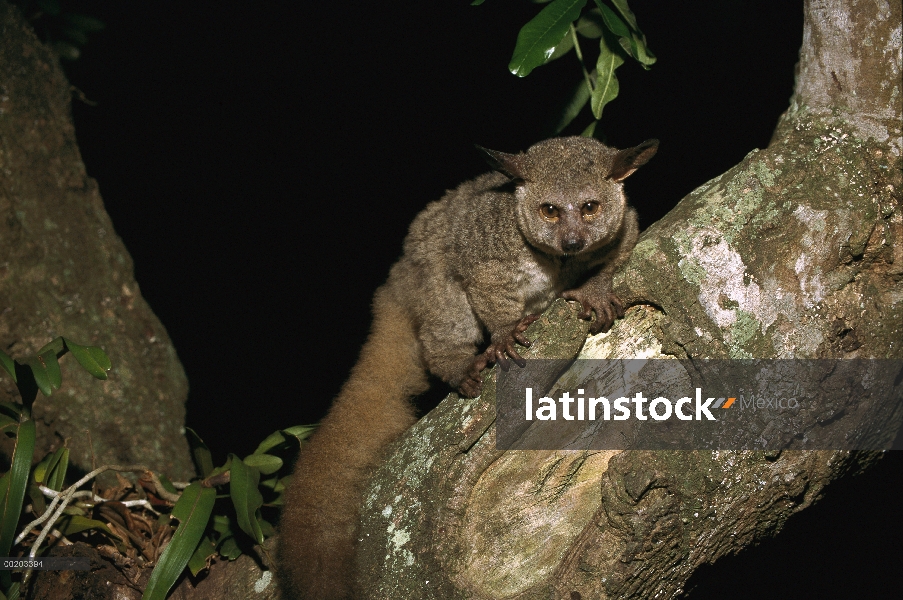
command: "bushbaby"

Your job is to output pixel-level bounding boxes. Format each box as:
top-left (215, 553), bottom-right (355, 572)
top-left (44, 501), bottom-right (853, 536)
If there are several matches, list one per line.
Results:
top-left (278, 136), bottom-right (658, 598)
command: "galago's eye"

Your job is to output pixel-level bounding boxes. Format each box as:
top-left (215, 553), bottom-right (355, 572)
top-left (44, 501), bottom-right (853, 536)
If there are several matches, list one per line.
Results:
top-left (582, 201), bottom-right (600, 217)
top-left (539, 204), bottom-right (559, 221)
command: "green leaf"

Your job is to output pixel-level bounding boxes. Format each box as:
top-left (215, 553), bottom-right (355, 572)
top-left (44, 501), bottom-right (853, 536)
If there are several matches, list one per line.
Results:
top-left (0, 419), bottom-right (36, 558)
top-left (590, 33), bottom-right (624, 119)
top-left (264, 477), bottom-right (288, 506)
top-left (609, 0), bottom-right (639, 33)
top-left (242, 453), bottom-right (282, 475)
top-left (259, 519), bottom-right (276, 538)
top-left (509, 0), bottom-right (587, 77)
top-left (47, 448), bottom-right (69, 492)
top-left (0, 413), bottom-right (18, 436)
top-left (596, 0), bottom-right (654, 67)
top-left (552, 74), bottom-right (593, 134)
top-left (62, 504), bottom-right (88, 516)
top-left (470, 0), bottom-right (486, 5)
top-left (280, 425), bottom-right (316, 445)
top-left (544, 29), bottom-right (574, 64)
top-left (43, 351), bottom-right (62, 391)
top-left (581, 121), bottom-right (598, 137)
top-left (251, 430), bottom-right (289, 456)
top-left (206, 458), bottom-right (231, 480)
top-left (27, 480), bottom-right (46, 518)
top-left (142, 482), bottom-right (216, 600)
top-left (595, 2), bottom-right (640, 61)
top-left (36, 337), bottom-right (64, 357)
top-left (575, 8), bottom-right (604, 38)
top-left (211, 514), bottom-right (233, 535)
top-left (626, 30), bottom-right (655, 68)
top-left (251, 426), bottom-right (315, 459)
top-left (0, 581), bottom-right (19, 600)
top-left (218, 536), bottom-right (242, 560)
top-left (56, 514), bottom-right (116, 537)
top-left (33, 447), bottom-right (68, 491)
top-left (63, 338), bottom-right (111, 380)
top-left (186, 428), bottom-right (214, 477)
top-left (33, 452), bottom-right (53, 484)
top-left (157, 474), bottom-right (178, 495)
top-left (596, 2), bottom-right (630, 38)
top-left (23, 351), bottom-right (61, 397)
top-left (229, 455), bottom-right (264, 545)
top-left (187, 535), bottom-right (217, 577)
top-left (0, 350), bottom-right (16, 384)
top-left (259, 474), bottom-right (281, 491)
top-left (0, 402), bottom-right (21, 420)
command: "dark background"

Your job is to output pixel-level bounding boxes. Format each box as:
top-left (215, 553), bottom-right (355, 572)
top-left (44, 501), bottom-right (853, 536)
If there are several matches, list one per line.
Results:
top-left (34, 0), bottom-right (902, 597)
top-left (63, 0), bottom-right (810, 449)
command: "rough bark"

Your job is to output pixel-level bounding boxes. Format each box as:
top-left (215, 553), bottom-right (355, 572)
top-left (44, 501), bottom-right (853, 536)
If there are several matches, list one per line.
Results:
top-left (0, 1), bottom-right (193, 479)
top-left (357, 1), bottom-right (903, 598)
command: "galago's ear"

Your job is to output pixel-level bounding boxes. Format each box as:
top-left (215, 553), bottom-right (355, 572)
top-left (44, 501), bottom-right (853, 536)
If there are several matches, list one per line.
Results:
top-left (608, 139), bottom-right (659, 182)
top-left (476, 145), bottom-right (528, 181)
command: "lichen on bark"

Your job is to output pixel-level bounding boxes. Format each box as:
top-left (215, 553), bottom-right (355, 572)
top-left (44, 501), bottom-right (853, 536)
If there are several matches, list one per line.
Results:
top-left (618, 116), bottom-right (902, 361)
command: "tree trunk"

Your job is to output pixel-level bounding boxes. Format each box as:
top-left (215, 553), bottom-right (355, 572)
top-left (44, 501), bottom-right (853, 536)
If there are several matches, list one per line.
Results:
top-left (0, 1), bottom-right (193, 480)
top-left (357, 1), bottom-right (903, 598)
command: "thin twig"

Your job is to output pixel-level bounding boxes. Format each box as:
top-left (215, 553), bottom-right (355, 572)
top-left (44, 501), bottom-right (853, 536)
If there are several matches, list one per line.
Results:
top-left (146, 471), bottom-right (181, 503)
top-left (37, 485), bottom-right (100, 502)
top-left (36, 484), bottom-right (160, 514)
top-left (20, 465), bottom-right (156, 585)
top-left (16, 492), bottom-right (64, 546)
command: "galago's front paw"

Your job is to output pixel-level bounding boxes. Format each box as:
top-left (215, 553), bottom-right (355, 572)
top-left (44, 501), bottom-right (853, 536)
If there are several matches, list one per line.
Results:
top-left (561, 288), bottom-right (624, 334)
top-left (457, 314), bottom-right (540, 398)
top-left (485, 313), bottom-right (540, 370)
top-left (458, 351), bottom-right (491, 398)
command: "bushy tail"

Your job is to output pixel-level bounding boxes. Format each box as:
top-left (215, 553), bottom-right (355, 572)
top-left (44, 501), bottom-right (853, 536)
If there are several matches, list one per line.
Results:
top-left (278, 287), bottom-right (428, 599)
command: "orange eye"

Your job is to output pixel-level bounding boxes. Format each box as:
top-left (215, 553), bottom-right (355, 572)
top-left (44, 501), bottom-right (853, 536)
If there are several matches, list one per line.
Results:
top-left (582, 201), bottom-right (600, 217)
top-left (539, 204), bottom-right (559, 220)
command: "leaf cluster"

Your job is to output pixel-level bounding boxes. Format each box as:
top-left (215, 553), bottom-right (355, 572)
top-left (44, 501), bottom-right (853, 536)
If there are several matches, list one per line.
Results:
top-left (149, 426), bottom-right (316, 594)
top-left (140, 425), bottom-right (314, 599)
top-left (0, 337), bottom-right (316, 600)
top-left (0, 337), bottom-right (111, 600)
top-left (478, 0), bottom-right (655, 136)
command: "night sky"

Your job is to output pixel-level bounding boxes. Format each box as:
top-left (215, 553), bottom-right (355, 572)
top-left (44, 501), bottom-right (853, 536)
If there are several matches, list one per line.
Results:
top-left (37, 0), bottom-right (903, 597)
